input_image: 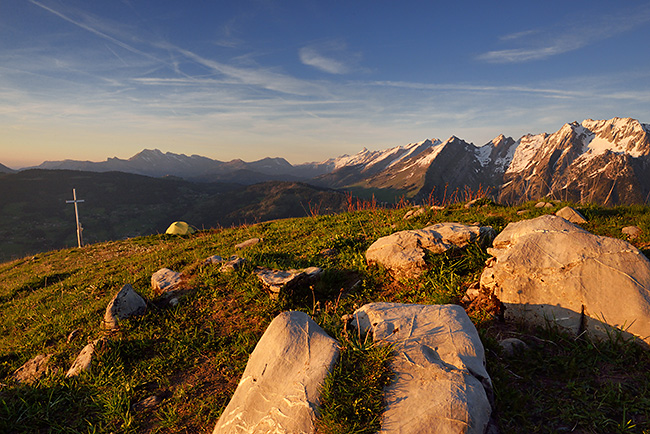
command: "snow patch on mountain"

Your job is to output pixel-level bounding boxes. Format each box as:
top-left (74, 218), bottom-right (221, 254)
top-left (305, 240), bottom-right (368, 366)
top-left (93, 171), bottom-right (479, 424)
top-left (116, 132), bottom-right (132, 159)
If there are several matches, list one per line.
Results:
top-left (505, 133), bottom-right (547, 174)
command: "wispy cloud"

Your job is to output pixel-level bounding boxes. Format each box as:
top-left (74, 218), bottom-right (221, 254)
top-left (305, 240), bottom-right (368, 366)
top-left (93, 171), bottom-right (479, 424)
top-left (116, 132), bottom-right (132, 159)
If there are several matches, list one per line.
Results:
top-left (299, 47), bottom-right (349, 74)
top-left (299, 40), bottom-right (360, 74)
top-left (478, 5), bottom-right (650, 63)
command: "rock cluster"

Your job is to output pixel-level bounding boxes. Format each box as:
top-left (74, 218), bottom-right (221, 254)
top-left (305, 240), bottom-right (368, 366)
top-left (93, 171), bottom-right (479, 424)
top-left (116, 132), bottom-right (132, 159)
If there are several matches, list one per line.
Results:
top-left (366, 222), bottom-right (495, 277)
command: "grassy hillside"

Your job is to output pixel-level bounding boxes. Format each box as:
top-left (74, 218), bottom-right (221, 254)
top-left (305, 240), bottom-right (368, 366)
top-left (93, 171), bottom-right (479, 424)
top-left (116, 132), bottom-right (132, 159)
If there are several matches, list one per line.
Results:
top-left (1, 201), bottom-right (650, 433)
top-left (0, 170), bottom-right (349, 262)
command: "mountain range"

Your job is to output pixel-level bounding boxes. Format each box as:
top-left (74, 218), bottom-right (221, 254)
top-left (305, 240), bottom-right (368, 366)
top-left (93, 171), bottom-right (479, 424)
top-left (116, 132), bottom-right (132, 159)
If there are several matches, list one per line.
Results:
top-left (9, 116), bottom-right (650, 205)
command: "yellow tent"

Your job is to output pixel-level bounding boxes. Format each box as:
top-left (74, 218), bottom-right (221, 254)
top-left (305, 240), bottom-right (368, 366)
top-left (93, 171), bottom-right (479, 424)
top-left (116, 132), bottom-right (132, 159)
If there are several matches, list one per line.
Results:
top-left (165, 221), bottom-right (196, 235)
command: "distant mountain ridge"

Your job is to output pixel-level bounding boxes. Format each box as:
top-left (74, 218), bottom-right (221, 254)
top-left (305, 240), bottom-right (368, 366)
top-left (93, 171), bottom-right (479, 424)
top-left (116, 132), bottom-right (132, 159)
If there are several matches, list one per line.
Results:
top-left (12, 116), bottom-right (650, 205)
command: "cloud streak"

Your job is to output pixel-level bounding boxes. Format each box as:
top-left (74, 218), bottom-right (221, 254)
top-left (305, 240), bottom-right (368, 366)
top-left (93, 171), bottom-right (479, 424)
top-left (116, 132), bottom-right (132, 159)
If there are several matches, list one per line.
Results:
top-left (478, 5), bottom-right (650, 63)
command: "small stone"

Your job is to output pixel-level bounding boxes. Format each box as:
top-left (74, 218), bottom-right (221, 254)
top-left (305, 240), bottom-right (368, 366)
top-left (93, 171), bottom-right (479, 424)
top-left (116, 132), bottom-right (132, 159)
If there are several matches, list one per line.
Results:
top-left (430, 205), bottom-right (445, 211)
top-left (219, 256), bottom-right (246, 273)
top-left (151, 268), bottom-right (183, 295)
top-left (535, 201), bottom-right (549, 208)
top-left (67, 329), bottom-right (81, 343)
top-left (499, 338), bottom-right (529, 357)
top-left (132, 395), bottom-right (163, 413)
top-left (461, 286), bottom-right (481, 303)
top-left (66, 339), bottom-right (104, 378)
top-left (403, 206), bottom-right (425, 220)
top-left (517, 210), bottom-right (529, 215)
top-left (169, 297), bottom-right (179, 307)
top-left (235, 238), bottom-right (261, 249)
top-left (12, 354), bottom-right (53, 384)
top-left (622, 226), bottom-right (643, 240)
top-left (204, 254), bottom-right (224, 264)
top-left (556, 206), bottom-right (587, 224)
top-left (319, 248), bottom-right (338, 257)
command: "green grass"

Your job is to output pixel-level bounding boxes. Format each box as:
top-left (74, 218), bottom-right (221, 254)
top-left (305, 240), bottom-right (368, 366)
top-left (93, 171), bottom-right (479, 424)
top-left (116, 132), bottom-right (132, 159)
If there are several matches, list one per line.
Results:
top-left (1, 202), bottom-right (650, 433)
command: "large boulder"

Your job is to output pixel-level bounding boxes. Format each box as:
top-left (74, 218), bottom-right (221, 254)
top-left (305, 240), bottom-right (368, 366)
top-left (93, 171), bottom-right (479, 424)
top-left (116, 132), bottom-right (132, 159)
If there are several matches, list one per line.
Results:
top-left (353, 303), bottom-right (493, 434)
top-left (366, 223), bottom-right (495, 278)
top-left (103, 284), bottom-right (147, 330)
top-left (213, 311), bottom-right (339, 434)
top-left (481, 215), bottom-right (650, 346)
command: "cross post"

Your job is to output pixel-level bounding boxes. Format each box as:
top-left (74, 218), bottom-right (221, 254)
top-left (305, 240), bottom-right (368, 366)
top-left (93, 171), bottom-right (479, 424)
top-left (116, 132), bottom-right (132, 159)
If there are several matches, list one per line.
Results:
top-left (66, 188), bottom-right (85, 248)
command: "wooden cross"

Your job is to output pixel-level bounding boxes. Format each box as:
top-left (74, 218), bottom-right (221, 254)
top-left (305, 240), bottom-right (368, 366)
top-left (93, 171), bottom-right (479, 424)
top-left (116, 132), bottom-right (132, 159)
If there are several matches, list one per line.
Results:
top-left (66, 188), bottom-right (85, 248)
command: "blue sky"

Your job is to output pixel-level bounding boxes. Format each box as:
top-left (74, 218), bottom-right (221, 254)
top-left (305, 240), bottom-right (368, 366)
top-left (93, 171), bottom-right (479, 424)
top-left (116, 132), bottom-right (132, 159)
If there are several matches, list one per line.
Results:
top-left (2, 0), bottom-right (650, 168)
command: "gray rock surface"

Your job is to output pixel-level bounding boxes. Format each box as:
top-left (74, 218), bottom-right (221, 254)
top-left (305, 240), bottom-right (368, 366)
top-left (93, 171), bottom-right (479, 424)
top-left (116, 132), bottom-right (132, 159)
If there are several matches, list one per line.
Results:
top-left (366, 223), bottom-right (495, 277)
top-left (622, 226), bottom-right (643, 239)
top-left (353, 302), bottom-right (493, 434)
top-left (12, 354), bottom-right (53, 384)
top-left (556, 206), bottom-right (587, 224)
top-left (235, 238), bottom-right (261, 250)
top-left (66, 339), bottom-right (103, 377)
top-left (254, 267), bottom-right (323, 297)
top-left (151, 268), bottom-right (183, 295)
top-left (220, 256), bottom-right (247, 273)
top-left (103, 284), bottom-right (147, 330)
top-left (481, 215), bottom-right (650, 345)
top-left (499, 338), bottom-right (529, 357)
top-left (213, 311), bottom-right (339, 434)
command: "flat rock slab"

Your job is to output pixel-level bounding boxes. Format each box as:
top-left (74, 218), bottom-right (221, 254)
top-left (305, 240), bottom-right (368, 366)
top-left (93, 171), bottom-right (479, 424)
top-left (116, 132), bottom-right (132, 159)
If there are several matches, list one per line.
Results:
top-left (103, 284), bottom-right (147, 330)
top-left (213, 311), bottom-right (339, 434)
top-left (151, 268), bottom-right (183, 295)
top-left (254, 267), bottom-right (323, 295)
top-left (353, 303), bottom-right (493, 434)
top-left (12, 354), bottom-right (53, 384)
top-left (556, 206), bottom-right (587, 224)
top-left (481, 215), bottom-right (650, 346)
top-left (366, 223), bottom-right (495, 278)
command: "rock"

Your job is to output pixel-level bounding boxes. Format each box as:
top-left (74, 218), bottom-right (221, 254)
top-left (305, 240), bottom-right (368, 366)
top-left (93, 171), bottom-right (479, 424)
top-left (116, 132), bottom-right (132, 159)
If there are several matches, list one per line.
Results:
top-left (481, 215), bottom-right (650, 346)
top-left (517, 209), bottom-right (529, 215)
top-left (219, 256), bottom-right (246, 273)
top-left (12, 354), bottom-right (53, 384)
top-left (430, 205), bottom-right (445, 211)
top-left (319, 248), bottom-right (338, 257)
top-left (461, 285), bottom-right (481, 303)
top-left (535, 201), bottom-right (554, 208)
top-left (66, 339), bottom-right (104, 377)
top-left (403, 206), bottom-right (425, 220)
top-left (556, 206), bottom-right (587, 224)
top-left (212, 311), bottom-right (339, 434)
top-left (151, 268), bottom-right (183, 295)
top-left (622, 226), bottom-right (643, 240)
top-left (67, 328), bottom-right (81, 343)
top-left (132, 394), bottom-right (164, 412)
top-left (253, 267), bottom-right (323, 298)
top-left (366, 223), bottom-right (495, 278)
top-left (204, 254), bottom-right (224, 264)
top-left (103, 284), bottom-right (147, 330)
top-left (464, 198), bottom-right (484, 209)
top-left (235, 238), bottom-right (261, 250)
top-left (499, 338), bottom-right (529, 357)
top-left (353, 303), bottom-right (493, 434)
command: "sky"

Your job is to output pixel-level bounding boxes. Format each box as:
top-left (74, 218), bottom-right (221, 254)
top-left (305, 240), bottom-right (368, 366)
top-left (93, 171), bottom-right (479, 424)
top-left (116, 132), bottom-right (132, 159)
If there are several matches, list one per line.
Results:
top-left (2, 0), bottom-right (650, 169)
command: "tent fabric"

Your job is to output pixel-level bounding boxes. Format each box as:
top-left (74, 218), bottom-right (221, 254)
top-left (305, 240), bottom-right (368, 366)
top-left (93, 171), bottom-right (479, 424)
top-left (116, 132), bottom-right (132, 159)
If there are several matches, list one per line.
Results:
top-left (165, 221), bottom-right (196, 235)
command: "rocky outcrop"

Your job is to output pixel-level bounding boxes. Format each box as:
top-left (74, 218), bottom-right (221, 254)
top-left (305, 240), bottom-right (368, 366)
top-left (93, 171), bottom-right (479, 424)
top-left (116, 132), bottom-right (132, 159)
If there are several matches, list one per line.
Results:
top-left (353, 303), bottom-right (494, 434)
top-left (213, 311), bottom-right (339, 434)
top-left (366, 223), bottom-right (495, 278)
top-left (481, 215), bottom-right (650, 346)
